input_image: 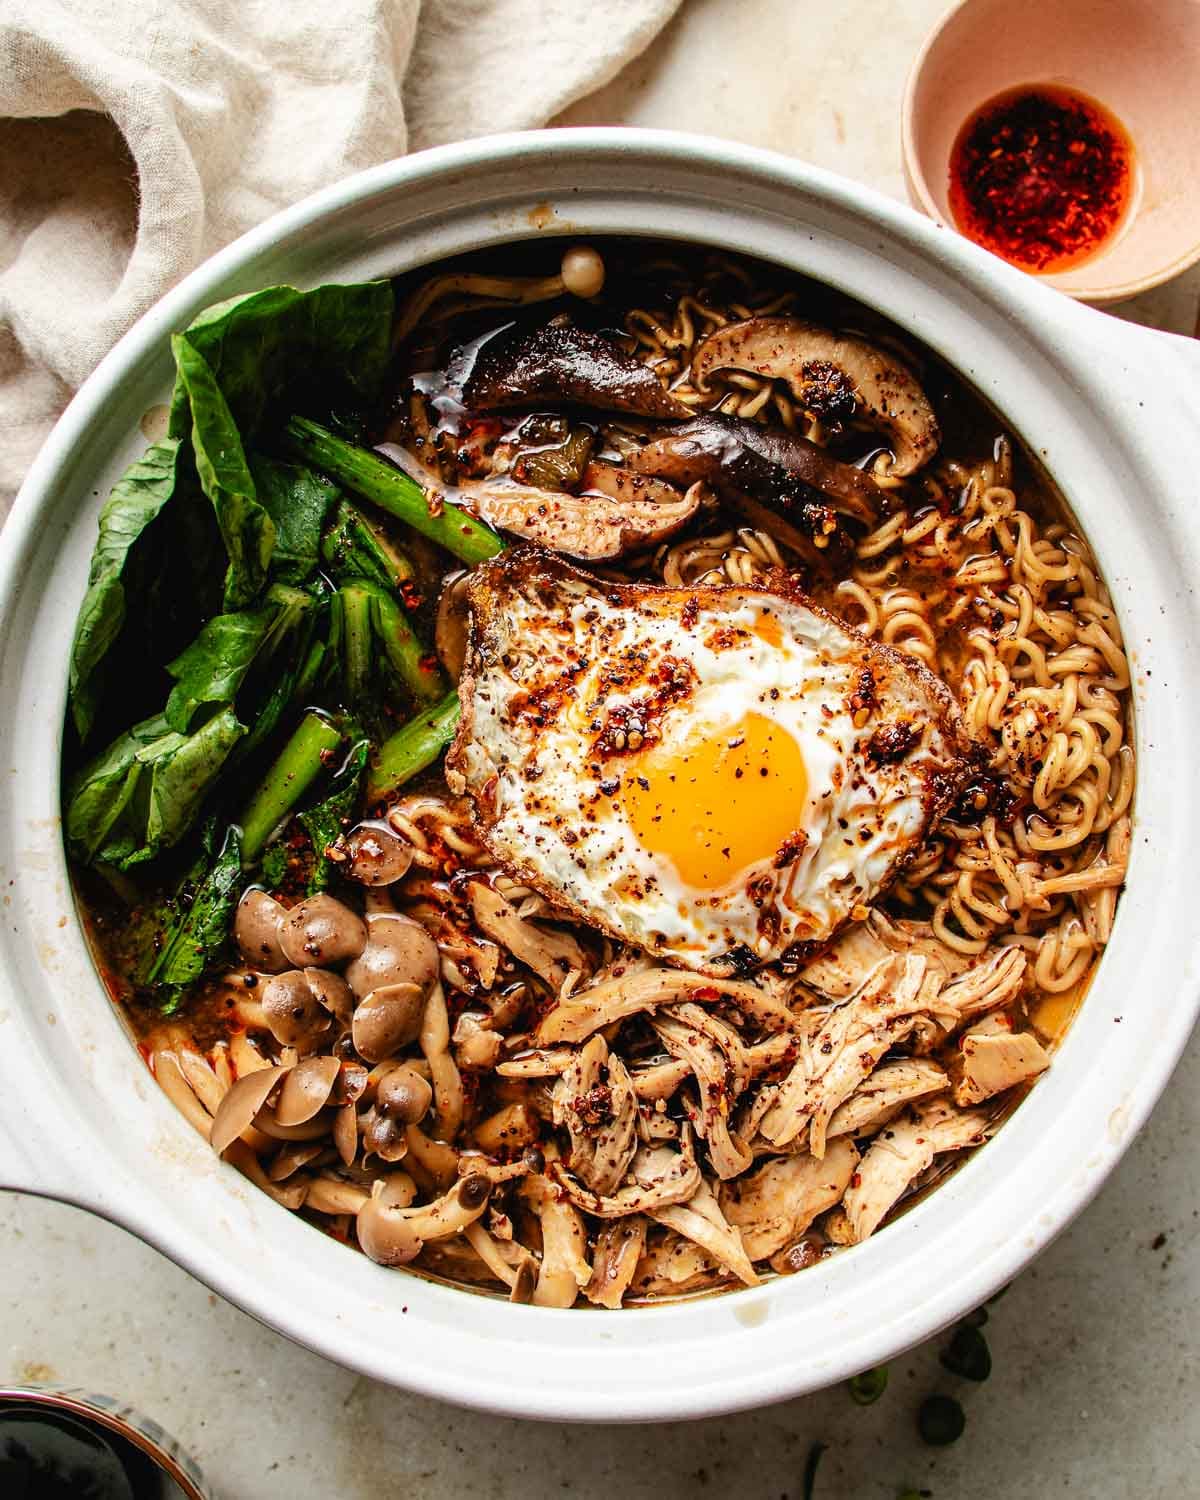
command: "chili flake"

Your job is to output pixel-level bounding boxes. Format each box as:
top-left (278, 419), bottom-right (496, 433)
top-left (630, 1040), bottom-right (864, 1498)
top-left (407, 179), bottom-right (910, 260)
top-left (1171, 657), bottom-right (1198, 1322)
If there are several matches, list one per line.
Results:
top-left (948, 84), bottom-right (1135, 273)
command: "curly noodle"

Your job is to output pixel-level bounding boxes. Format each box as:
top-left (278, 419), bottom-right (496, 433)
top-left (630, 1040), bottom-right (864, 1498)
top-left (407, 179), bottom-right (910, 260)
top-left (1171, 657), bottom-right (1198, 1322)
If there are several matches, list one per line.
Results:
top-left (633, 259), bottom-right (1132, 1002)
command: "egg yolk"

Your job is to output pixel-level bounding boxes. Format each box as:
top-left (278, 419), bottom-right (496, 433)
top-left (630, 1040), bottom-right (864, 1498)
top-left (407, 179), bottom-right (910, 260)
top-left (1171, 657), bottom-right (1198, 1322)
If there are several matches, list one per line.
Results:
top-left (620, 711), bottom-right (809, 890)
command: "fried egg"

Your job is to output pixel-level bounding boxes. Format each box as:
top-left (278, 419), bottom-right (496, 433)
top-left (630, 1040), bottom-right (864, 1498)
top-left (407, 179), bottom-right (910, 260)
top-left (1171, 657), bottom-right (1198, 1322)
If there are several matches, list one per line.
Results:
top-left (447, 548), bottom-right (972, 975)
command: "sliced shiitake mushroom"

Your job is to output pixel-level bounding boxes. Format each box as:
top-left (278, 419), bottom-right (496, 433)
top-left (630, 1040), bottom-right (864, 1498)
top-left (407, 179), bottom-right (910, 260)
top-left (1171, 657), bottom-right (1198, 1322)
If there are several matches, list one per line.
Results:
top-left (233, 889), bottom-right (290, 972)
top-left (435, 570), bottom-right (472, 683)
top-left (279, 894), bottom-right (367, 968)
top-left (691, 316), bottom-right (940, 476)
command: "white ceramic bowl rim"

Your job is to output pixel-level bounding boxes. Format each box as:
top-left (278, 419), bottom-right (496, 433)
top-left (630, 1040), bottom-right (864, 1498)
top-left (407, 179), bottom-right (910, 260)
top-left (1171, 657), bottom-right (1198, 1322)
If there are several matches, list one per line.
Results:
top-left (2, 129), bottom-right (1200, 1423)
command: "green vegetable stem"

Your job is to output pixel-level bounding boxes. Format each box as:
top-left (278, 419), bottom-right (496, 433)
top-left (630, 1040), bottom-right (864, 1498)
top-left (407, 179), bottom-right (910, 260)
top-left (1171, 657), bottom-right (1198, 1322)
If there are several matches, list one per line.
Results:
top-left (283, 415), bottom-right (503, 566)
top-left (368, 585), bottom-right (446, 705)
top-left (367, 690), bottom-right (462, 804)
top-left (239, 711), bottom-right (343, 861)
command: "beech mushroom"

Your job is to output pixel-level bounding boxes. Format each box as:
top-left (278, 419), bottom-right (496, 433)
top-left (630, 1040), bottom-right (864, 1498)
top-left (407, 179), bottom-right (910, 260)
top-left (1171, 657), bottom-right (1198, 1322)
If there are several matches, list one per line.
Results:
top-left (691, 316), bottom-right (941, 476)
top-left (376, 1062), bottom-right (434, 1125)
top-left (210, 1066), bottom-right (290, 1157)
top-left (341, 823), bottom-right (414, 886)
top-left (352, 981), bottom-right (428, 1063)
top-left (355, 1172), bottom-right (493, 1267)
top-left (260, 970), bottom-right (334, 1053)
top-left (234, 889), bottom-right (290, 972)
top-left (394, 244), bottom-right (607, 344)
top-left (345, 913), bottom-right (440, 1001)
top-left (274, 1055), bottom-right (343, 1127)
top-left (452, 1011), bottom-right (504, 1071)
top-left (279, 893), bottom-right (367, 968)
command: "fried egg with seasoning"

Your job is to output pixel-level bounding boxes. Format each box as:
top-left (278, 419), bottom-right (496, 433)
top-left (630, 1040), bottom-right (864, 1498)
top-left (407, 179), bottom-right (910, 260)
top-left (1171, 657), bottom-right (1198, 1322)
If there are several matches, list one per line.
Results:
top-left (447, 548), bottom-right (973, 975)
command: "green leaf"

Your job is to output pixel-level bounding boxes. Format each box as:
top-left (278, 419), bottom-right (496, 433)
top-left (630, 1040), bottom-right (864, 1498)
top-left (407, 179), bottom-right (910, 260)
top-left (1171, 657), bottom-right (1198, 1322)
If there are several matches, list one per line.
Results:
top-left (299, 738), bottom-right (368, 892)
top-left (66, 705), bottom-right (246, 870)
top-left (168, 281), bottom-right (394, 443)
top-left (164, 583), bottom-right (318, 735)
top-left (165, 604), bottom-right (277, 733)
top-left (259, 842), bottom-right (290, 890)
top-left (171, 335), bottom-right (276, 609)
top-left (149, 824), bottom-right (245, 1012)
top-left (68, 438), bottom-right (182, 741)
top-left (66, 713), bottom-right (177, 865)
top-left (250, 455), bottom-right (337, 585)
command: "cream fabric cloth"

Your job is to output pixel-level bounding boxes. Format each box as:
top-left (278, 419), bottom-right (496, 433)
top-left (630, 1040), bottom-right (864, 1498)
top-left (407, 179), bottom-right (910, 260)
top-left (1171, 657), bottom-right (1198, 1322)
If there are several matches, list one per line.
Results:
top-left (0, 0), bottom-right (681, 513)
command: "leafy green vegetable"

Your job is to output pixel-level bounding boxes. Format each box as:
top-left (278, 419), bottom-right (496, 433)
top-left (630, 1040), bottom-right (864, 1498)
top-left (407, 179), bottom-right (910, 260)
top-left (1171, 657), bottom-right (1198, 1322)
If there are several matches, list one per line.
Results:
top-left (168, 281), bottom-right (394, 444)
top-left (283, 415), bottom-right (503, 565)
top-left (164, 604), bottom-right (277, 733)
top-left (368, 690), bottom-right (461, 804)
top-left (68, 438), bottom-right (183, 741)
top-left (321, 498), bottom-right (415, 592)
top-left (939, 1323), bottom-right (992, 1382)
top-left (847, 1366), bottom-right (888, 1405)
top-left (172, 335), bottom-right (276, 609)
top-left (917, 1394), bottom-right (966, 1447)
top-left (148, 824), bottom-right (245, 1012)
top-left (299, 738), bottom-right (368, 891)
top-left (250, 455), bottom-right (337, 585)
top-left (239, 711), bottom-right (343, 862)
top-left (259, 841), bottom-right (290, 889)
top-left (165, 583), bottom-right (320, 736)
top-left (67, 705), bottom-right (245, 869)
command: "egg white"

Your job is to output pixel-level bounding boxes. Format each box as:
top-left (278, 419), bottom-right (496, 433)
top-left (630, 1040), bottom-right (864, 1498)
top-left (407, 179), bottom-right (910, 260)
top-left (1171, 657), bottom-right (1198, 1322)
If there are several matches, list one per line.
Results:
top-left (450, 552), bottom-right (970, 974)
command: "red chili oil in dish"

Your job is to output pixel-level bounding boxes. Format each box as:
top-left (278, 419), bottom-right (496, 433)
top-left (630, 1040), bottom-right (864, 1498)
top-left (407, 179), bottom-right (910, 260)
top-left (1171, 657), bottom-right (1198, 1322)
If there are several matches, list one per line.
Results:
top-left (948, 84), bottom-right (1136, 273)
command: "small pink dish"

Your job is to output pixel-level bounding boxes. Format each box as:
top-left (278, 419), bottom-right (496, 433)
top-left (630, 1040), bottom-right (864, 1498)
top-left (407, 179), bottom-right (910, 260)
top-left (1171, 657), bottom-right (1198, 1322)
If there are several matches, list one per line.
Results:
top-left (902, 0), bottom-right (1200, 302)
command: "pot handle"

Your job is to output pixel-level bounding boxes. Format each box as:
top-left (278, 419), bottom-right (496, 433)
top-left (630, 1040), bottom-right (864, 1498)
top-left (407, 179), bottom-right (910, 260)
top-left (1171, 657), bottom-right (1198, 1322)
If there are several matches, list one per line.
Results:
top-left (0, 1093), bottom-right (101, 1214)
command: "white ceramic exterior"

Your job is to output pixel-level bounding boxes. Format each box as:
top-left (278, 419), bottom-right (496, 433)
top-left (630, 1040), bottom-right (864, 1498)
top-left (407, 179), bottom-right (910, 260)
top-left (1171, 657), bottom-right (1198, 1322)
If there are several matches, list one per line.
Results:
top-left (1, 130), bottom-right (1198, 1423)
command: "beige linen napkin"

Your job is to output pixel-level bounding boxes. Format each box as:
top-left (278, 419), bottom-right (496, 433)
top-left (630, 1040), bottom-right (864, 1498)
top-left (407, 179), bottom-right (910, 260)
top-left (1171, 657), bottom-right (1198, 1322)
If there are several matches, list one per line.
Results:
top-left (0, 0), bottom-right (681, 514)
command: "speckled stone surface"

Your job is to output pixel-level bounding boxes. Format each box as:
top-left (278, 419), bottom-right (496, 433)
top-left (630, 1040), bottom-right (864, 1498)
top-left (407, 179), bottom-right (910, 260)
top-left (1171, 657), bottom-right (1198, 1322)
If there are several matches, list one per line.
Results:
top-left (4, 2), bottom-right (1198, 1495)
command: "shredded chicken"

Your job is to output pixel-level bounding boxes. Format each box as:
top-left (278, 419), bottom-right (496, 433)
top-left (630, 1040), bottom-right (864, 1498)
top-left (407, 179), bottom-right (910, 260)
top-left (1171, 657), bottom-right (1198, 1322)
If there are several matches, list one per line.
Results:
top-left (829, 1100), bottom-right (991, 1245)
top-left (720, 1139), bottom-right (858, 1261)
top-left (650, 1004), bottom-right (755, 1180)
top-left (584, 1217), bottom-right (649, 1308)
top-left (953, 1012), bottom-right (1049, 1106)
top-left (552, 1035), bottom-right (638, 1195)
top-left (757, 954), bottom-right (931, 1156)
top-left (649, 1176), bottom-right (760, 1287)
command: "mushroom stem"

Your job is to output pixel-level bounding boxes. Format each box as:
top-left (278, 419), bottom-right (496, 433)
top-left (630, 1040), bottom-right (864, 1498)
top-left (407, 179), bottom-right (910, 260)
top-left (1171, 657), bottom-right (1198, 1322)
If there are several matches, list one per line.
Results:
top-left (420, 982), bottom-right (464, 1141)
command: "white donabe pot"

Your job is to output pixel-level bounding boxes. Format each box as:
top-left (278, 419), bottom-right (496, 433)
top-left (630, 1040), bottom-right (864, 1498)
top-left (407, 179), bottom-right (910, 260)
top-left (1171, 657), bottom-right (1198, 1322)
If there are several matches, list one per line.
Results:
top-left (1, 130), bottom-right (1197, 1423)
